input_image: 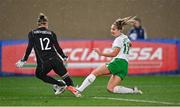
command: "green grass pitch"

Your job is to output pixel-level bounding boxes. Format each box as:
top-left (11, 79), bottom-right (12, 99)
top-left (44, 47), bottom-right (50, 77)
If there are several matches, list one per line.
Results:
top-left (0, 75), bottom-right (180, 106)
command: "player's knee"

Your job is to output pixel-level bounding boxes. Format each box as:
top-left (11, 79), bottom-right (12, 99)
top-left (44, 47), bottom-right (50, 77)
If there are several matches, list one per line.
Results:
top-left (106, 86), bottom-right (114, 93)
top-left (35, 71), bottom-right (44, 80)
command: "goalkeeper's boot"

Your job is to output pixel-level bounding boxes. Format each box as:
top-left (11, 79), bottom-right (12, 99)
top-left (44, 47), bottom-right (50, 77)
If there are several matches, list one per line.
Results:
top-left (54, 85), bottom-right (66, 95)
top-left (66, 86), bottom-right (81, 97)
top-left (133, 86), bottom-right (143, 94)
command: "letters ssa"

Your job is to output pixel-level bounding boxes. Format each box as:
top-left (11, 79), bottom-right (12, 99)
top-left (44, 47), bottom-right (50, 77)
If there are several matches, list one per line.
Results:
top-left (129, 47), bottom-right (162, 61)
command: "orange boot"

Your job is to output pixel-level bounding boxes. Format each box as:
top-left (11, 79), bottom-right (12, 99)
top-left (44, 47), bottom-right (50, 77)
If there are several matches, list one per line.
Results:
top-left (66, 86), bottom-right (81, 97)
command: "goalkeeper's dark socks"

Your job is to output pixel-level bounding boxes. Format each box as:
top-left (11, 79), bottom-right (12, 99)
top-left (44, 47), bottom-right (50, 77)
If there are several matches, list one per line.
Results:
top-left (63, 76), bottom-right (74, 86)
top-left (38, 75), bottom-right (66, 86)
top-left (56, 80), bottom-right (66, 86)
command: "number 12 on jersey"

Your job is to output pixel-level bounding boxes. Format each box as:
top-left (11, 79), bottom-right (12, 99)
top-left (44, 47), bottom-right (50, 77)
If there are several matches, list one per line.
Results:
top-left (40, 38), bottom-right (51, 50)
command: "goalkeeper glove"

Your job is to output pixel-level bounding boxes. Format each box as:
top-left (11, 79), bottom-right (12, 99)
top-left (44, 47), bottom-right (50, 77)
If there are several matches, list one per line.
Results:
top-left (16, 59), bottom-right (26, 68)
top-left (63, 56), bottom-right (68, 61)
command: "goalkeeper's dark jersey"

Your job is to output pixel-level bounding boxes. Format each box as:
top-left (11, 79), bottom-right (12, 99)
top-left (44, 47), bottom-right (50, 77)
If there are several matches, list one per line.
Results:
top-left (22, 27), bottom-right (66, 64)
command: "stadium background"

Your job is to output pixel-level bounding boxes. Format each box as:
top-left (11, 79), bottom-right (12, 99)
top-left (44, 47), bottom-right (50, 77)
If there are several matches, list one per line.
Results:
top-left (0, 0), bottom-right (180, 40)
top-left (0, 0), bottom-right (180, 106)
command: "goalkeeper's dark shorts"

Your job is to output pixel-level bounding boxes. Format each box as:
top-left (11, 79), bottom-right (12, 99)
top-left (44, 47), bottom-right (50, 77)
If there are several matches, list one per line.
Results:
top-left (35, 56), bottom-right (67, 77)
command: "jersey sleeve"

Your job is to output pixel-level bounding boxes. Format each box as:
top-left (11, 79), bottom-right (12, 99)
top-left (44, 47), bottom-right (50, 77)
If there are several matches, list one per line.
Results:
top-left (112, 37), bottom-right (123, 49)
top-left (22, 32), bottom-right (34, 61)
top-left (52, 32), bottom-right (67, 59)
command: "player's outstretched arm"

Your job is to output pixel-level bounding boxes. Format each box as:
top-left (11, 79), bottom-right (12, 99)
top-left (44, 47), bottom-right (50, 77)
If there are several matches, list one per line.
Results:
top-left (94, 47), bottom-right (120, 57)
top-left (16, 32), bottom-right (33, 68)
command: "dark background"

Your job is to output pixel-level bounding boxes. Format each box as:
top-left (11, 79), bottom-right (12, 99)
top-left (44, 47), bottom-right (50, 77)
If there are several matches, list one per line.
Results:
top-left (0, 0), bottom-right (180, 40)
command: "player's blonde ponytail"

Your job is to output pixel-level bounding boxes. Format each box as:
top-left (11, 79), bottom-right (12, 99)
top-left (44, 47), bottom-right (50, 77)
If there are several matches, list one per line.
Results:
top-left (113, 16), bottom-right (136, 30)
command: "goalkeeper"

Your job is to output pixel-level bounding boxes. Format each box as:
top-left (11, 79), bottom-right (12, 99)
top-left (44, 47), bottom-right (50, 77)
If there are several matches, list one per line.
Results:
top-left (16, 13), bottom-right (80, 97)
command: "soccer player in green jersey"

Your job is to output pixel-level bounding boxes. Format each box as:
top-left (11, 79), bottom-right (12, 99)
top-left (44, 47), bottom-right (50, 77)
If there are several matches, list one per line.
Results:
top-left (77, 16), bottom-right (142, 94)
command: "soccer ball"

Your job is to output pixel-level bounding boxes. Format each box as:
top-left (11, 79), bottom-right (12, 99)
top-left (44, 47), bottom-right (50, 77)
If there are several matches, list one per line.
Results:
top-left (53, 80), bottom-right (66, 95)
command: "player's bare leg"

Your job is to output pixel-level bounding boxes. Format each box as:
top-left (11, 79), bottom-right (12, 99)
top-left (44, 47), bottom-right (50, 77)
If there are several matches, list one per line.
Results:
top-left (77, 64), bottom-right (110, 92)
top-left (107, 75), bottom-right (122, 92)
top-left (107, 75), bottom-right (142, 94)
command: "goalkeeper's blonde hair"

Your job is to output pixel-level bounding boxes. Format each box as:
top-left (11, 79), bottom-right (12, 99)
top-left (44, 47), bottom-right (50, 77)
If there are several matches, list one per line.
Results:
top-left (37, 13), bottom-right (48, 26)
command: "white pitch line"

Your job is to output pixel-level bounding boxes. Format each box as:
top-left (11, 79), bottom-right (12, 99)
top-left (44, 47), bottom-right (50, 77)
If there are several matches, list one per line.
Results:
top-left (93, 97), bottom-right (180, 105)
top-left (1, 96), bottom-right (180, 105)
